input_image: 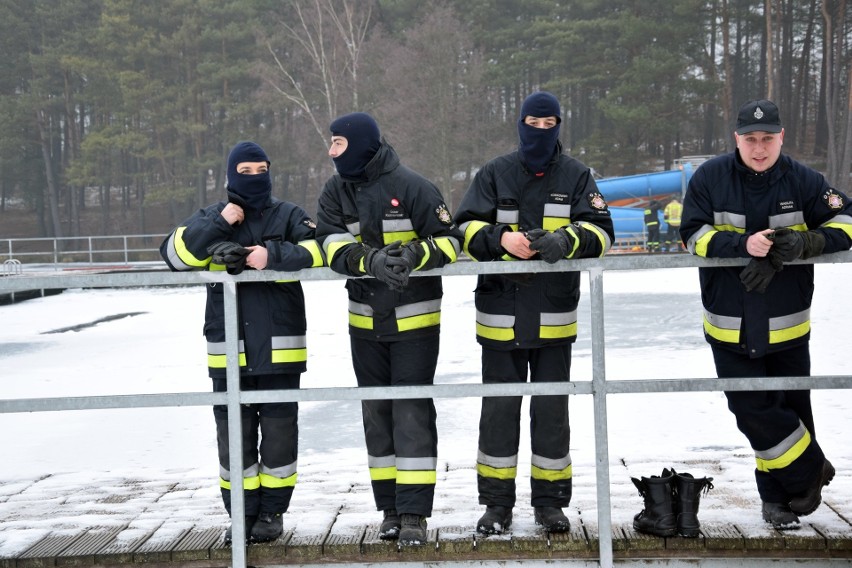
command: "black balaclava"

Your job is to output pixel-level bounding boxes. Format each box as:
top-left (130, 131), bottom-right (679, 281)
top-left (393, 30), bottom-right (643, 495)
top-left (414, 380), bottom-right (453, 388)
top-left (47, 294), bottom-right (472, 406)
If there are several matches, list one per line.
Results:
top-left (226, 141), bottom-right (271, 213)
top-left (329, 112), bottom-right (382, 180)
top-left (518, 91), bottom-right (562, 175)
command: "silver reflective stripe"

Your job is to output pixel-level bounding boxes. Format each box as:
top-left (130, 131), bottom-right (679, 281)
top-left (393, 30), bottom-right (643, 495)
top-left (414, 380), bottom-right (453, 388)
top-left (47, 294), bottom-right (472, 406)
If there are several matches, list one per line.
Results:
top-left (220, 463), bottom-right (260, 480)
top-left (769, 309), bottom-right (809, 331)
top-left (261, 461), bottom-right (298, 478)
top-left (165, 232), bottom-right (193, 271)
top-left (476, 311), bottom-right (515, 328)
top-left (271, 335), bottom-right (307, 349)
top-left (755, 421), bottom-right (806, 460)
top-left (768, 211), bottom-right (805, 228)
top-left (714, 211), bottom-right (746, 230)
top-left (541, 311), bottom-right (577, 326)
top-left (322, 232), bottom-right (357, 255)
top-left (497, 210), bottom-right (519, 224)
top-left (824, 214), bottom-right (852, 227)
top-left (368, 455), bottom-right (397, 468)
top-left (436, 235), bottom-right (462, 256)
top-left (396, 457), bottom-right (438, 470)
top-left (396, 299), bottom-right (441, 319)
top-left (687, 224), bottom-right (715, 253)
top-left (704, 309), bottom-right (741, 330)
top-left (383, 218), bottom-right (414, 232)
top-left (532, 453), bottom-right (572, 470)
top-left (478, 451), bottom-right (518, 468)
top-left (346, 221), bottom-right (361, 237)
top-left (578, 221), bottom-right (613, 252)
top-left (208, 340), bottom-right (246, 355)
top-left (544, 203), bottom-right (571, 218)
top-left (349, 300), bottom-right (373, 317)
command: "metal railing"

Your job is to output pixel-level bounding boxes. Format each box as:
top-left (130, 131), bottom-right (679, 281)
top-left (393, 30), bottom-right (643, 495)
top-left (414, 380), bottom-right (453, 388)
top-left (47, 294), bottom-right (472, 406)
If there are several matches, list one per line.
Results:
top-left (2, 251), bottom-right (852, 568)
top-left (0, 234), bottom-right (166, 267)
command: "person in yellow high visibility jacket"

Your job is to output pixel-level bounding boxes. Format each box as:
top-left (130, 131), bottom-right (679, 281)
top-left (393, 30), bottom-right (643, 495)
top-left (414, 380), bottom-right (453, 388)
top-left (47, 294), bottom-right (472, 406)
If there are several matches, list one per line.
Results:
top-left (663, 196), bottom-right (683, 252)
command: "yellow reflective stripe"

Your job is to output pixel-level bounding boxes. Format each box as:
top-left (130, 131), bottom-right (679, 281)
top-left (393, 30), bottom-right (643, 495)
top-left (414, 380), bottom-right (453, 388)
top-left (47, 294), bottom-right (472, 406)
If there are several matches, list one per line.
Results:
top-left (824, 220), bottom-right (852, 241)
top-left (398, 312), bottom-right (440, 332)
top-left (580, 222), bottom-right (612, 255)
top-left (209, 263), bottom-right (227, 271)
top-left (703, 314), bottom-right (740, 344)
top-left (384, 231), bottom-right (417, 244)
top-left (476, 322), bottom-right (515, 342)
top-left (208, 353), bottom-right (247, 368)
top-left (540, 322), bottom-right (577, 339)
top-left (461, 220), bottom-right (489, 260)
top-left (769, 320), bottom-right (810, 344)
top-left (695, 229), bottom-right (717, 258)
top-left (349, 312), bottom-right (374, 330)
top-left (397, 470), bottom-right (437, 485)
top-left (173, 227), bottom-right (211, 268)
top-left (298, 239), bottom-right (325, 267)
top-left (220, 476), bottom-right (261, 490)
top-left (531, 464), bottom-right (573, 482)
top-left (260, 472), bottom-right (297, 488)
top-left (271, 348), bottom-right (307, 364)
top-left (476, 463), bottom-right (517, 480)
top-left (435, 238), bottom-right (458, 264)
top-left (755, 430), bottom-right (811, 472)
top-left (327, 240), bottom-right (352, 266)
top-left (370, 466), bottom-right (397, 481)
top-left (414, 241), bottom-right (430, 270)
top-left (542, 217), bottom-right (567, 232)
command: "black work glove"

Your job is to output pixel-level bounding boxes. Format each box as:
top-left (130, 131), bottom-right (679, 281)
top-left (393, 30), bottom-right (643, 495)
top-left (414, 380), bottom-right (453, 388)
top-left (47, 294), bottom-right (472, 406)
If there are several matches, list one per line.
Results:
top-left (364, 241), bottom-right (409, 291)
top-left (395, 239), bottom-right (441, 274)
top-left (527, 226), bottom-right (582, 263)
top-left (739, 255), bottom-right (783, 293)
top-left (207, 241), bottom-right (250, 275)
top-left (770, 228), bottom-right (826, 261)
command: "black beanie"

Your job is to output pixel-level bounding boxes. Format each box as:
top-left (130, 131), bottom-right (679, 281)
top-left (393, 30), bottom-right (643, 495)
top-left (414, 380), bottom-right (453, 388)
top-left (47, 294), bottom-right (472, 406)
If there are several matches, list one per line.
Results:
top-left (329, 112), bottom-right (382, 179)
top-left (225, 141), bottom-right (272, 213)
top-left (520, 91), bottom-right (562, 124)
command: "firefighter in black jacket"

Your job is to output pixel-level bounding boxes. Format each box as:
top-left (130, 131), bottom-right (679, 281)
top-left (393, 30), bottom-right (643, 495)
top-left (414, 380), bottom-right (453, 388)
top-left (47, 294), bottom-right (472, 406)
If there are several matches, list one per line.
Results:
top-left (454, 92), bottom-right (614, 535)
top-left (160, 141), bottom-right (323, 543)
top-left (315, 112), bottom-right (461, 546)
top-left (680, 99), bottom-right (852, 530)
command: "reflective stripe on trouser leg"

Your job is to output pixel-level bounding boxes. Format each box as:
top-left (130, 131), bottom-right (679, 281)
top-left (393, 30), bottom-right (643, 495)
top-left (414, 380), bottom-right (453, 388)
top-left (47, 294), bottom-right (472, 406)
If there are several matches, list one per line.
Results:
top-left (529, 344), bottom-right (573, 507)
top-left (256, 373), bottom-right (301, 515)
top-left (711, 343), bottom-right (825, 502)
top-left (214, 408), bottom-right (261, 516)
top-left (351, 335), bottom-right (439, 517)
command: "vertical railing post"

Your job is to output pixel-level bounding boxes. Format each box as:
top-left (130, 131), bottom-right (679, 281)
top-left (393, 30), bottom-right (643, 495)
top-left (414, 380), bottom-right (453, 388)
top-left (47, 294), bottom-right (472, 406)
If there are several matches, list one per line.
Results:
top-left (123, 236), bottom-right (129, 264)
top-left (588, 267), bottom-right (613, 568)
top-left (223, 282), bottom-right (247, 568)
top-left (88, 237), bottom-right (94, 265)
top-left (53, 238), bottom-right (59, 270)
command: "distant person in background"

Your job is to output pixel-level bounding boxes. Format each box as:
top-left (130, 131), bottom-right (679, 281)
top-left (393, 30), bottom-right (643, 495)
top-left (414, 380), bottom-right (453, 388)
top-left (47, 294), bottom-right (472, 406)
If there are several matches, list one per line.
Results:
top-left (315, 112), bottom-right (462, 546)
top-left (454, 91), bottom-right (614, 536)
top-left (680, 99), bottom-right (852, 530)
top-left (663, 196), bottom-right (683, 252)
top-left (160, 141), bottom-right (324, 543)
top-left (644, 200), bottom-right (662, 253)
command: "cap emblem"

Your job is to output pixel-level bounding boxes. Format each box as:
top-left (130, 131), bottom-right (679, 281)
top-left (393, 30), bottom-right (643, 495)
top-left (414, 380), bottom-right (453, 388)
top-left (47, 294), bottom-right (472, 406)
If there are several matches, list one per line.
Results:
top-left (754, 107), bottom-right (764, 119)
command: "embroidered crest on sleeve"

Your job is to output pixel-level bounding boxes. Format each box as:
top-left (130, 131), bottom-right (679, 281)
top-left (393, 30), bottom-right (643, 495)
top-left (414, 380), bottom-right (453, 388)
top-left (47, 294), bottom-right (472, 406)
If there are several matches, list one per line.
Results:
top-left (435, 203), bottom-right (453, 225)
top-left (823, 188), bottom-right (846, 210)
top-left (587, 192), bottom-right (608, 211)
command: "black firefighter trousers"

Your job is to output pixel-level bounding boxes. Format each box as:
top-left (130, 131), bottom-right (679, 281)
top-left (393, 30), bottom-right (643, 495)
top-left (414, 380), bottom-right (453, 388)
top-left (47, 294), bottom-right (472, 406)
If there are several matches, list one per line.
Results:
top-left (351, 335), bottom-right (439, 518)
top-left (213, 373), bottom-right (300, 517)
top-left (711, 343), bottom-right (826, 504)
top-left (477, 345), bottom-right (573, 509)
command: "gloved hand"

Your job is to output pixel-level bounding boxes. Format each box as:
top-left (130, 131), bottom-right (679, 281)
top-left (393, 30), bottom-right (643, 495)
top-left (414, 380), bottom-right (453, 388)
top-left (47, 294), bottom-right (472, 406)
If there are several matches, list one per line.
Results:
top-left (739, 255), bottom-right (783, 293)
top-left (364, 241), bottom-right (409, 291)
top-left (527, 226), bottom-right (582, 263)
top-left (395, 239), bottom-right (441, 273)
top-left (770, 228), bottom-right (825, 261)
top-left (207, 241), bottom-right (251, 275)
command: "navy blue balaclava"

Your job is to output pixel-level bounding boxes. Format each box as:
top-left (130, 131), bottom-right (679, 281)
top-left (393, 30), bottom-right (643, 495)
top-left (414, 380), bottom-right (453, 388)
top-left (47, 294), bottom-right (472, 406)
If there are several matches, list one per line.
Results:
top-left (226, 141), bottom-right (271, 213)
top-left (518, 91), bottom-right (562, 175)
top-left (329, 112), bottom-right (382, 180)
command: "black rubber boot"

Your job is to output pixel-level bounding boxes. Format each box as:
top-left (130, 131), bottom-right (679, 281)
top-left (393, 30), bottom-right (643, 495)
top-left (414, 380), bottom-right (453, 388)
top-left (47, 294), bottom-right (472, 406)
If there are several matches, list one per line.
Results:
top-left (631, 468), bottom-right (677, 537)
top-left (379, 509), bottom-right (400, 540)
top-left (398, 514), bottom-right (427, 546)
top-left (789, 459), bottom-right (835, 516)
top-left (250, 512), bottom-right (283, 542)
top-left (673, 470), bottom-right (713, 537)
top-left (224, 515), bottom-right (257, 544)
top-left (534, 506), bottom-right (571, 533)
top-left (762, 501), bottom-right (801, 530)
top-left (476, 505), bottom-right (513, 535)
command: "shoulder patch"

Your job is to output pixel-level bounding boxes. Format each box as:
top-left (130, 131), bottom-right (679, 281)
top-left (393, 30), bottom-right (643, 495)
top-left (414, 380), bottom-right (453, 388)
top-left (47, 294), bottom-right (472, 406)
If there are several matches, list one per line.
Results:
top-left (587, 192), bottom-right (608, 211)
top-left (823, 188), bottom-right (846, 210)
top-left (435, 203), bottom-right (453, 225)
top-left (303, 218), bottom-right (317, 229)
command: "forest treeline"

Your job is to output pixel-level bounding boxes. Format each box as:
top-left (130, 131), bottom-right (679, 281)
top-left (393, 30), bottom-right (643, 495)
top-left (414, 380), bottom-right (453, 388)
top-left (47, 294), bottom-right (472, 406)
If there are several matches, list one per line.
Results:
top-left (2, 0), bottom-right (852, 238)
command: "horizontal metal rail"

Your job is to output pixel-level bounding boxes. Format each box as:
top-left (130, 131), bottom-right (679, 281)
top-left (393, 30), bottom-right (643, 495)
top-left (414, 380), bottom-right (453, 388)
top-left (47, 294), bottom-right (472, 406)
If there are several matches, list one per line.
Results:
top-left (2, 250), bottom-right (852, 568)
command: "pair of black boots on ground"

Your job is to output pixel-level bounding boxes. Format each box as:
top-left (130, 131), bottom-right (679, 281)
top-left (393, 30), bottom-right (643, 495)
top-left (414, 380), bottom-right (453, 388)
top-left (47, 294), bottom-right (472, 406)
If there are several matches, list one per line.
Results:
top-left (379, 510), bottom-right (429, 546)
top-left (632, 468), bottom-right (713, 538)
top-left (225, 512), bottom-right (283, 544)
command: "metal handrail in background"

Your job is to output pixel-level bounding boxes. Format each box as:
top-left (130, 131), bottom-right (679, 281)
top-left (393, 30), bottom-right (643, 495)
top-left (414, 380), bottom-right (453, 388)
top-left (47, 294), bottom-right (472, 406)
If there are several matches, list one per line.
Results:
top-left (2, 251), bottom-right (852, 568)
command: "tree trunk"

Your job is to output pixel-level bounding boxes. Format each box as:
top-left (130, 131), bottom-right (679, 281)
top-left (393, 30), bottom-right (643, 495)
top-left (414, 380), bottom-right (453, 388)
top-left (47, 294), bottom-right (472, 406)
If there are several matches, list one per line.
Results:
top-left (35, 109), bottom-right (63, 240)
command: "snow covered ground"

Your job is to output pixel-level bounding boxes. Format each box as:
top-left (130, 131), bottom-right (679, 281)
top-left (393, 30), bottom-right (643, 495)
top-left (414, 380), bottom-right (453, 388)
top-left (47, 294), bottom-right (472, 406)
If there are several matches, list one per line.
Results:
top-left (1, 263), bottom-right (851, 559)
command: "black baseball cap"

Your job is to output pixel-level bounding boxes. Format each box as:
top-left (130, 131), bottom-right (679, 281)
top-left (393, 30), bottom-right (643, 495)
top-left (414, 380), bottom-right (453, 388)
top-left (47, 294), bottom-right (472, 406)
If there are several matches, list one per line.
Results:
top-left (736, 99), bottom-right (783, 135)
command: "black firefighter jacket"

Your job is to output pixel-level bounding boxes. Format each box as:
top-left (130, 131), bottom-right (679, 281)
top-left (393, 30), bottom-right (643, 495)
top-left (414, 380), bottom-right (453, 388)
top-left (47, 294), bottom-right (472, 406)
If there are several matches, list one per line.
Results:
top-left (160, 198), bottom-right (324, 378)
top-left (316, 141), bottom-right (462, 341)
top-left (680, 151), bottom-right (852, 358)
top-left (454, 147), bottom-right (615, 351)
